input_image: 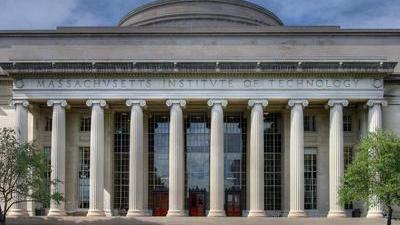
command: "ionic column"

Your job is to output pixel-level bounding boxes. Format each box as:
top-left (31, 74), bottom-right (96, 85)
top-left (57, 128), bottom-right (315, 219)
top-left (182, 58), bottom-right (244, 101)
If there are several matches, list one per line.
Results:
top-left (47, 100), bottom-right (68, 216)
top-left (248, 100), bottom-right (268, 217)
top-left (287, 100), bottom-right (308, 218)
top-left (126, 100), bottom-right (147, 217)
top-left (327, 100), bottom-right (349, 218)
top-left (8, 100), bottom-right (30, 217)
top-left (86, 100), bottom-right (107, 217)
top-left (366, 100), bottom-right (387, 218)
top-left (208, 99), bottom-right (228, 217)
top-left (166, 100), bottom-right (186, 217)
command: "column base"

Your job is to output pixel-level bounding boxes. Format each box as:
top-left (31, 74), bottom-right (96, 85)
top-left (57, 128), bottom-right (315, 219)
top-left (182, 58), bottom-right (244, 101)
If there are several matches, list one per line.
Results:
top-left (167, 210), bottom-right (186, 217)
top-left (47, 209), bottom-right (67, 217)
top-left (287, 210), bottom-right (306, 218)
top-left (208, 210), bottom-right (226, 217)
top-left (127, 209), bottom-right (146, 217)
top-left (87, 209), bottom-right (106, 217)
top-left (366, 210), bottom-right (384, 218)
top-left (8, 209), bottom-right (30, 218)
top-left (327, 210), bottom-right (346, 218)
top-left (248, 210), bottom-right (266, 217)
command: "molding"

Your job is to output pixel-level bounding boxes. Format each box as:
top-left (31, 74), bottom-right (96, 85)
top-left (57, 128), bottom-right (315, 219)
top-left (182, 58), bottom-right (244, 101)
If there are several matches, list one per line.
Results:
top-left (248, 99), bottom-right (269, 108)
top-left (2, 61), bottom-right (397, 74)
top-left (326, 99), bottom-right (349, 108)
top-left (126, 99), bottom-right (147, 108)
top-left (166, 99), bottom-right (186, 108)
top-left (86, 99), bottom-right (107, 108)
top-left (288, 99), bottom-right (309, 108)
top-left (47, 99), bottom-right (69, 108)
top-left (207, 99), bottom-right (228, 107)
top-left (366, 99), bottom-right (388, 107)
top-left (10, 99), bottom-right (29, 108)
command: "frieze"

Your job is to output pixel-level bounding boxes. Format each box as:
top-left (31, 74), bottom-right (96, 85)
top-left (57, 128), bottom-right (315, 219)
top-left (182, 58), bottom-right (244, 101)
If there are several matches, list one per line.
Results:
top-left (14, 78), bottom-right (383, 90)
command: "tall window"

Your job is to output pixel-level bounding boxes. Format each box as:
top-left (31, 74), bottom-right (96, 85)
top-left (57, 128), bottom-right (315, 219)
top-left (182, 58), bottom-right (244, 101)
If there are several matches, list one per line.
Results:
top-left (42, 146), bottom-right (51, 209)
top-left (343, 115), bottom-right (352, 132)
top-left (304, 149), bottom-right (317, 210)
top-left (185, 113), bottom-right (210, 216)
top-left (80, 116), bottom-right (91, 132)
top-left (344, 147), bottom-right (353, 209)
top-left (79, 147), bottom-right (90, 209)
top-left (224, 114), bottom-right (246, 216)
top-left (148, 114), bottom-right (170, 216)
top-left (45, 117), bottom-right (52, 131)
top-left (264, 113), bottom-right (282, 210)
top-left (304, 116), bottom-right (316, 132)
top-left (113, 113), bottom-right (130, 213)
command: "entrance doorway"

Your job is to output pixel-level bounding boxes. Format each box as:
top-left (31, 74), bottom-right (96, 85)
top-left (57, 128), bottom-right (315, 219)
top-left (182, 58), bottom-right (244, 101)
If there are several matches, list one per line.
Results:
top-left (189, 190), bottom-right (207, 216)
top-left (225, 191), bottom-right (242, 216)
top-left (152, 191), bottom-right (169, 216)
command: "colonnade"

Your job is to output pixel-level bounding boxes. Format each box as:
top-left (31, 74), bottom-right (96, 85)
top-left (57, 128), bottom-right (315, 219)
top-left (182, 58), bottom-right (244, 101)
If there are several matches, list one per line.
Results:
top-left (9, 98), bottom-right (387, 218)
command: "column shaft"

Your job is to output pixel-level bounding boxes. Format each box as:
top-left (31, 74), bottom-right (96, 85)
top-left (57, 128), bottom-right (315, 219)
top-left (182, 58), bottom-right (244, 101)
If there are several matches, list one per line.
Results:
top-left (208, 100), bottom-right (227, 217)
top-left (327, 100), bottom-right (348, 218)
top-left (8, 100), bottom-right (30, 217)
top-left (288, 100), bottom-right (308, 218)
top-left (366, 100), bottom-right (387, 218)
top-left (86, 100), bottom-right (107, 217)
top-left (166, 100), bottom-right (186, 217)
top-left (248, 100), bottom-right (268, 217)
top-left (127, 100), bottom-right (146, 217)
top-left (47, 100), bottom-right (68, 216)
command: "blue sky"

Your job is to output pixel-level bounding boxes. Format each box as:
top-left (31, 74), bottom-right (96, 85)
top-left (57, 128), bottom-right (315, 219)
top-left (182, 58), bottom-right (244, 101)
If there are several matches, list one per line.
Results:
top-left (0, 0), bottom-right (399, 30)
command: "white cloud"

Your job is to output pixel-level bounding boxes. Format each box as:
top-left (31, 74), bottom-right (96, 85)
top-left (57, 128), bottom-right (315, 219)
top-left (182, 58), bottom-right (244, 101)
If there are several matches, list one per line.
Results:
top-left (0, 0), bottom-right (100, 29)
top-left (0, 0), bottom-right (399, 29)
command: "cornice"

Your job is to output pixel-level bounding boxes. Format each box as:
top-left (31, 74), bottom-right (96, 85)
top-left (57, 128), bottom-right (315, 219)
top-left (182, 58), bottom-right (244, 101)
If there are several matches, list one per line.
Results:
top-left (1, 61), bottom-right (396, 75)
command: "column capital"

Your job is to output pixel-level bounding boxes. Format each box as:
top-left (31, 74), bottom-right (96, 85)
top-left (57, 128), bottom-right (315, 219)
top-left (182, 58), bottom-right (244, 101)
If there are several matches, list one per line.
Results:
top-left (47, 100), bottom-right (69, 108)
top-left (207, 99), bottom-right (228, 108)
top-left (288, 99), bottom-right (308, 108)
top-left (10, 100), bottom-right (29, 108)
top-left (86, 100), bottom-right (107, 108)
top-left (248, 99), bottom-right (268, 108)
top-left (166, 99), bottom-right (186, 108)
top-left (326, 99), bottom-right (349, 108)
top-left (366, 99), bottom-right (388, 107)
top-left (126, 100), bottom-right (147, 108)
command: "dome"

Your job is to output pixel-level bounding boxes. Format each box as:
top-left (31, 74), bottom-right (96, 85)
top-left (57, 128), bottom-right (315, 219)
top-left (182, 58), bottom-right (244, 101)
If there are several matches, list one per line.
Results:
top-left (118, 0), bottom-right (283, 27)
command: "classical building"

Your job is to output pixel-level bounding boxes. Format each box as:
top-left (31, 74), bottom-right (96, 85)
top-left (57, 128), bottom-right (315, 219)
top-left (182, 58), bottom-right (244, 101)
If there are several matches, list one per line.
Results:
top-left (0, 0), bottom-right (399, 219)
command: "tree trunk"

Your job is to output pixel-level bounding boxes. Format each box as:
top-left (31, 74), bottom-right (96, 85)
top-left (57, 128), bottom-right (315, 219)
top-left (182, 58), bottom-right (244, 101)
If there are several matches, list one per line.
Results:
top-left (387, 206), bottom-right (393, 225)
top-left (0, 215), bottom-right (5, 225)
top-left (0, 207), bottom-right (4, 225)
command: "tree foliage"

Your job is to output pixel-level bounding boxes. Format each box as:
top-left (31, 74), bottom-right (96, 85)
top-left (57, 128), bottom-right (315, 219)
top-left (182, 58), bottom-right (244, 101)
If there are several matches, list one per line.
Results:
top-left (0, 128), bottom-right (63, 225)
top-left (339, 131), bottom-right (400, 225)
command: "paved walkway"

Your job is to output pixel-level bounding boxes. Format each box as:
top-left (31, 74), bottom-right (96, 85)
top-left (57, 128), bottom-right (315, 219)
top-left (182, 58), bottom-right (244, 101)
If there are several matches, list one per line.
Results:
top-left (6, 217), bottom-right (397, 225)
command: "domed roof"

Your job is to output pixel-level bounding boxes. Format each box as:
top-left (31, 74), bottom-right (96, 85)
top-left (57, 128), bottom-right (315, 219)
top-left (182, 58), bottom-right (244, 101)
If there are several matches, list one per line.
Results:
top-left (118, 0), bottom-right (283, 27)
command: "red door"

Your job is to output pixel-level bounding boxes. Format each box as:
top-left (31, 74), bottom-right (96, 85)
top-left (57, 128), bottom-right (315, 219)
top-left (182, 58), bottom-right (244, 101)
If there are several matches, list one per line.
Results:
top-left (152, 191), bottom-right (168, 216)
top-left (226, 192), bottom-right (241, 216)
top-left (189, 192), bottom-right (206, 216)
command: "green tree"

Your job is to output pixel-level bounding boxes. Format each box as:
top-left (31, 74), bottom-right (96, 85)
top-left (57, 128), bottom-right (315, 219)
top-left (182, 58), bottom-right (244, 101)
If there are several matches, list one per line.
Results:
top-left (339, 131), bottom-right (400, 225)
top-left (0, 128), bottom-right (63, 225)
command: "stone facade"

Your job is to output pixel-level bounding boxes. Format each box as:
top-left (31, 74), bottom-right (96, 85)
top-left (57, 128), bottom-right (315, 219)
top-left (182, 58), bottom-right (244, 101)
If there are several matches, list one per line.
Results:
top-left (0, 0), bottom-right (400, 219)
